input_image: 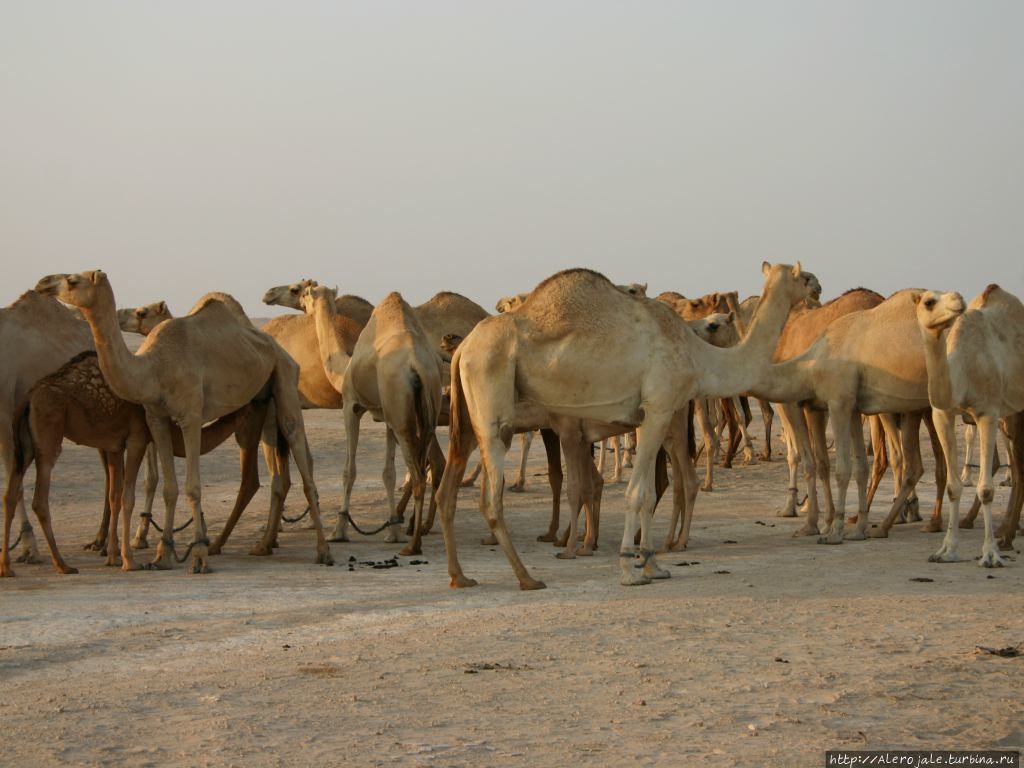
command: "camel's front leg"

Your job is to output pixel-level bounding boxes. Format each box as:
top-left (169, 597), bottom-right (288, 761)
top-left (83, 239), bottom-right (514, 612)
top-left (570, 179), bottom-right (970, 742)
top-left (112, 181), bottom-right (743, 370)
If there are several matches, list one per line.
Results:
top-left (623, 412), bottom-right (673, 584)
top-left (333, 403), bottom-right (363, 542)
top-left (179, 419), bottom-right (211, 574)
top-left (694, 399), bottom-right (716, 492)
top-left (508, 430), bottom-right (532, 492)
top-left (928, 408), bottom-right (965, 563)
top-left (0, 420), bottom-right (40, 565)
top-left (103, 450), bottom-right (124, 568)
top-left (871, 413), bottom-right (924, 538)
top-left (536, 429), bottom-right (562, 542)
top-left (819, 406), bottom-right (855, 544)
top-left (973, 416), bottom-right (1005, 568)
top-left (146, 414), bottom-right (179, 570)
top-left (960, 421), bottom-right (977, 487)
top-left (131, 443), bottom-right (159, 549)
top-left (119, 436), bottom-right (147, 571)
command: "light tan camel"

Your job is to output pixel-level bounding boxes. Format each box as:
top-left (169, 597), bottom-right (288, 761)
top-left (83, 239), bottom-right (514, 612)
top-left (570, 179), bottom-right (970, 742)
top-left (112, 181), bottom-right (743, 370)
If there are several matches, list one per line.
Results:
top-left (914, 286), bottom-right (1024, 565)
top-left (0, 290), bottom-right (94, 564)
top-left (302, 286), bottom-right (441, 556)
top-left (116, 301), bottom-right (173, 336)
top-left (435, 262), bottom-right (817, 589)
top-left (264, 279), bottom-right (374, 325)
top-left (34, 271), bottom-right (333, 572)
top-left (1, 352), bottom-right (247, 576)
top-left (750, 289), bottom-right (950, 545)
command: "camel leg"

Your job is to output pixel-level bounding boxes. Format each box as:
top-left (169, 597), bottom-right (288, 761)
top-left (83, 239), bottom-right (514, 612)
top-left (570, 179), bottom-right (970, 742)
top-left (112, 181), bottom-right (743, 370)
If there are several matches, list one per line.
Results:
top-left (807, 409), bottom-right (835, 526)
top-left (103, 450), bottom-right (124, 568)
top-left (973, 417), bottom-right (1005, 567)
top-left (79, 450), bottom-right (111, 553)
top-left (864, 415), bottom-right (889, 514)
top-left (921, 411), bottom-right (946, 532)
top-left (694, 399), bottom-right (715, 492)
top-left (508, 430), bottom-right (532, 492)
top-left (596, 438), bottom-right (607, 476)
top-left (666, 415), bottom-right (699, 551)
top-left (960, 421), bottom-right (976, 487)
top-left (436, 421), bottom-right (477, 588)
top-left (819, 405), bottom-right (855, 545)
top-left (0, 414), bottom-right (40, 565)
top-left (382, 428), bottom-right (404, 544)
top-left (926, 408), bottom-right (964, 562)
top-left (131, 444), bottom-right (159, 550)
top-left (419, 436), bottom-right (446, 535)
top-left (758, 399), bottom-right (775, 461)
top-left (333, 403), bottom-right (363, 542)
top-left (212, 404), bottom-right (266, 555)
top-left (460, 461), bottom-right (481, 488)
top-left (252, 434), bottom-right (289, 556)
top-left (552, 421), bottom-right (585, 560)
top-left (776, 402), bottom-right (802, 519)
top-left (624, 431), bottom-right (636, 468)
top-left (146, 414), bottom-right (179, 570)
top-left (790, 408), bottom-right (821, 536)
top-left (732, 397), bottom-right (755, 464)
top-left (392, 429), bottom-right (427, 557)
top-left (118, 433), bottom-right (146, 571)
top-left (848, 415), bottom-right (870, 534)
top-left (1, 447), bottom-right (29, 577)
top-left (996, 413), bottom-right (1023, 548)
top-left (178, 420), bottom-right (212, 574)
top-left (536, 428), bottom-right (562, 542)
top-left (623, 411), bottom-right (673, 585)
top-left (870, 413), bottom-right (924, 538)
top-left (579, 455), bottom-right (603, 554)
top-left (611, 434), bottom-right (623, 483)
top-left (721, 399), bottom-right (740, 468)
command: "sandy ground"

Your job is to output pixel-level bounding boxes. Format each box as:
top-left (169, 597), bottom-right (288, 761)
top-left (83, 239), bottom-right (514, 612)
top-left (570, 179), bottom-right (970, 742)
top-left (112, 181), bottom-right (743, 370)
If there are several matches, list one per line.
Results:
top-left (2, 404), bottom-right (1023, 768)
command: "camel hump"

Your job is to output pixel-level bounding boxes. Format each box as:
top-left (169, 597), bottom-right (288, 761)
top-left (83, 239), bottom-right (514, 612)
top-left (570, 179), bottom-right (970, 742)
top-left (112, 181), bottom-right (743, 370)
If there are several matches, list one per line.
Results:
top-left (188, 292), bottom-right (250, 324)
top-left (980, 283), bottom-right (1002, 305)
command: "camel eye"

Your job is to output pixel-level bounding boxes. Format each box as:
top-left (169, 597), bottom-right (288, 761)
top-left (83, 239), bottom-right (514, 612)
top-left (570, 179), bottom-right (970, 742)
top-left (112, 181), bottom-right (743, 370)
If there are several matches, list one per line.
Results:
top-left (924, 298), bottom-right (936, 310)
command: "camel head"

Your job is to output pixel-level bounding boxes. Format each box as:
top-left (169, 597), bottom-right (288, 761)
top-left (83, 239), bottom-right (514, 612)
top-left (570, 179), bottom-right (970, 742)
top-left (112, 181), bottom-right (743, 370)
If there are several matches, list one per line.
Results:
top-left (760, 261), bottom-right (821, 307)
top-left (117, 301), bottom-right (171, 335)
top-left (912, 290), bottom-right (966, 337)
top-left (440, 333), bottom-right (464, 356)
top-left (35, 271), bottom-right (112, 309)
top-left (617, 282), bottom-right (648, 297)
top-left (263, 279), bottom-right (317, 310)
top-left (495, 293), bottom-right (528, 313)
top-left (298, 283), bottom-right (337, 315)
top-left (689, 312), bottom-right (739, 347)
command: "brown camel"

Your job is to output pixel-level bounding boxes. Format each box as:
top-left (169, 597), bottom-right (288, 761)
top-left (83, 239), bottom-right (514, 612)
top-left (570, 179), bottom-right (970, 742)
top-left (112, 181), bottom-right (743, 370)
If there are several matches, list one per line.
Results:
top-left (35, 271), bottom-right (333, 572)
top-left (1, 352), bottom-right (248, 576)
top-left (302, 286), bottom-right (441, 556)
top-left (435, 262), bottom-right (817, 589)
top-left (914, 286), bottom-right (1024, 565)
top-left (0, 290), bottom-right (94, 564)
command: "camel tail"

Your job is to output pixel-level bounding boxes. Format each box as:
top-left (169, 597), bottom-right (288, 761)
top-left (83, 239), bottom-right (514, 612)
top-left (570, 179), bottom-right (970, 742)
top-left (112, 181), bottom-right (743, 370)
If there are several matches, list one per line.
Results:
top-left (13, 401), bottom-right (34, 473)
top-left (409, 367), bottom-right (436, 472)
top-left (447, 347), bottom-right (473, 463)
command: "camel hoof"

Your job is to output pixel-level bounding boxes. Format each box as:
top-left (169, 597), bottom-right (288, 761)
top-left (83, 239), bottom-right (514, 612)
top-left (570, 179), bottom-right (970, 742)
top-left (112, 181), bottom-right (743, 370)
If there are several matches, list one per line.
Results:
top-left (130, 537), bottom-right (149, 550)
top-left (450, 575), bottom-right (478, 588)
top-left (190, 562), bottom-right (212, 574)
top-left (700, 484), bottom-right (713, 493)
top-left (644, 564), bottom-right (671, 580)
top-left (398, 544), bottom-right (420, 557)
top-left (576, 547), bottom-right (595, 557)
top-left (777, 508), bottom-right (798, 518)
top-left (536, 532), bottom-right (557, 543)
top-left (844, 529), bottom-right (867, 541)
top-left (817, 534), bottom-right (844, 545)
top-left (249, 544), bottom-right (273, 556)
top-left (59, 566), bottom-right (79, 575)
top-left (792, 524), bottom-right (819, 537)
top-left (555, 551), bottom-right (576, 560)
top-left (667, 540), bottom-right (688, 551)
top-left (328, 534), bottom-right (350, 543)
top-left (480, 534), bottom-right (498, 546)
top-left (122, 560), bottom-right (143, 572)
top-left (620, 572), bottom-right (652, 586)
top-left (958, 520), bottom-right (975, 530)
top-left (82, 540), bottom-right (104, 552)
top-left (459, 478), bottom-right (476, 488)
top-left (15, 551), bottom-right (42, 564)
top-left (920, 518), bottom-right (943, 533)
top-left (518, 577), bottom-right (546, 591)
top-left (0, 567), bottom-right (15, 577)
top-left (928, 550), bottom-right (961, 563)
top-left (998, 538), bottom-right (1015, 552)
top-left (507, 484), bottom-right (525, 493)
top-left (865, 526), bottom-right (889, 539)
top-left (316, 550), bottom-right (335, 566)
top-left (978, 551), bottom-right (1006, 568)
top-left (144, 559), bottom-right (173, 571)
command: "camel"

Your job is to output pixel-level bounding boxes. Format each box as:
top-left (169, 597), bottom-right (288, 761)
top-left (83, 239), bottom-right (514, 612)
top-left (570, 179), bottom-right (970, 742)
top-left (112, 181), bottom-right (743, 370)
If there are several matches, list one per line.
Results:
top-left (34, 271), bottom-right (333, 572)
top-left (434, 262), bottom-right (818, 589)
top-left (0, 352), bottom-right (248, 576)
top-left (116, 301), bottom-right (173, 336)
top-left (301, 286), bottom-right (441, 556)
top-left (959, 418), bottom-right (1012, 487)
top-left (264, 279), bottom-right (374, 325)
top-left (914, 286), bottom-right (1024, 566)
top-left (749, 289), bottom-right (950, 545)
top-left (0, 290), bottom-right (94, 565)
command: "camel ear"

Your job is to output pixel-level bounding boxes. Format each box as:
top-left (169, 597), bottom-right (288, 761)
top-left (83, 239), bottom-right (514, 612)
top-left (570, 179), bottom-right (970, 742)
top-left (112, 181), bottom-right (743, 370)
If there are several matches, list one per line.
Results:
top-left (727, 311), bottom-right (735, 324)
top-left (911, 291), bottom-right (922, 306)
top-left (157, 301), bottom-right (167, 314)
top-left (761, 261), bottom-right (771, 277)
top-left (791, 261), bottom-right (802, 277)
top-left (91, 270), bottom-right (104, 284)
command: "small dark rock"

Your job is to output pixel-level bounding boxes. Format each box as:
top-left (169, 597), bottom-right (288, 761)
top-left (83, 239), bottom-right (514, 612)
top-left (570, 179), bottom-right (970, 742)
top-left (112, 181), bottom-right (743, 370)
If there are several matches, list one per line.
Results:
top-left (909, 577), bottom-right (934, 583)
top-left (714, 570), bottom-right (731, 575)
top-left (723, 540), bottom-right (738, 544)
top-left (774, 657), bottom-right (789, 663)
top-left (976, 645), bottom-right (1021, 658)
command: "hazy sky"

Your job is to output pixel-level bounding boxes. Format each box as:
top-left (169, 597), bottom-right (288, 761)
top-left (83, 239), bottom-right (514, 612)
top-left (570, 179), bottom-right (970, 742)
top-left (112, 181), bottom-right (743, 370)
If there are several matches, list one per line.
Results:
top-left (2, 1), bottom-right (1022, 316)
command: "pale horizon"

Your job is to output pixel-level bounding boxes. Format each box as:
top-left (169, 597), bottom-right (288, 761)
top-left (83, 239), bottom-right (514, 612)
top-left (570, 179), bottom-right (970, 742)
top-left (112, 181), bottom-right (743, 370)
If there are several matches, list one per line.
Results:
top-left (2, 1), bottom-right (1022, 317)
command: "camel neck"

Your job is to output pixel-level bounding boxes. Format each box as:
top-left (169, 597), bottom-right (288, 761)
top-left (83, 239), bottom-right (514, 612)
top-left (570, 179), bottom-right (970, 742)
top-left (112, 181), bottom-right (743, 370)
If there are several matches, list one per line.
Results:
top-left (81, 290), bottom-right (156, 405)
top-left (308, 299), bottom-right (350, 394)
top-left (691, 279), bottom-right (795, 399)
top-left (919, 326), bottom-right (957, 411)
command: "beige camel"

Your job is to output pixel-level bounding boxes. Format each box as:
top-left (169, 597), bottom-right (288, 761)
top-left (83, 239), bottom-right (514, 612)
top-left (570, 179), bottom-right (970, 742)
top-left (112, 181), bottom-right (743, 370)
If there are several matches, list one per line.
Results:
top-left (34, 271), bottom-right (333, 572)
top-left (0, 290), bottom-right (94, 565)
top-left (750, 289), bottom-right (950, 545)
top-left (914, 286), bottom-right (1024, 565)
top-left (1, 352), bottom-right (248, 576)
top-left (302, 286), bottom-right (441, 556)
top-left (116, 301), bottom-right (173, 336)
top-left (435, 262), bottom-right (817, 589)
top-left (264, 279), bottom-right (374, 325)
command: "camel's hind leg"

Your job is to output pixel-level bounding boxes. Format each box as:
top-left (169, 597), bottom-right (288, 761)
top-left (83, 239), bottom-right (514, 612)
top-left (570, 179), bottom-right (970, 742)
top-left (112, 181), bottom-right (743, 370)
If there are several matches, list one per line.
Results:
top-left (536, 428), bottom-right (562, 542)
top-left (102, 450), bottom-right (125, 569)
top-left (929, 408), bottom-right (965, 562)
top-left (694, 399), bottom-right (716, 491)
top-left (436, 411), bottom-right (478, 587)
top-left (921, 411), bottom-right (947, 532)
top-left (870, 413), bottom-right (925, 539)
top-left (212, 403), bottom-right (267, 555)
top-left (146, 414), bottom-right (180, 571)
top-left (118, 431), bottom-right (147, 571)
top-left (85, 450), bottom-right (112, 553)
top-left (0, 414), bottom-right (40, 564)
top-left (381, 428), bottom-right (404, 545)
top-left (996, 413), bottom-right (1023, 548)
top-left (131, 444), bottom-right (159, 550)
top-left (758, 399), bottom-right (775, 461)
top-left (333, 402), bottom-right (364, 542)
top-left (508, 430), bottom-right (533, 491)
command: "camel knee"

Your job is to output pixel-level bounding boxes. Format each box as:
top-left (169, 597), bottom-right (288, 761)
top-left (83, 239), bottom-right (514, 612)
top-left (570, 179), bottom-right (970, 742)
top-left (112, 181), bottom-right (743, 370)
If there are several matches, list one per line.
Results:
top-left (979, 486), bottom-right (995, 504)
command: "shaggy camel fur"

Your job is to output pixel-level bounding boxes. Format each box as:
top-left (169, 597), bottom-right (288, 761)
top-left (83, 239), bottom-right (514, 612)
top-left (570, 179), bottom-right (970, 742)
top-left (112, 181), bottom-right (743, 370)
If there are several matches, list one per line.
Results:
top-left (35, 272), bottom-right (333, 572)
top-left (750, 289), bottom-right (949, 545)
top-left (304, 287), bottom-right (441, 556)
top-left (915, 286), bottom-right (1024, 565)
top-left (435, 262), bottom-right (817, 589)
top-left (0, 352), bottom-right (247, 576)
top-left (0, 290), bottom-right (94, 565)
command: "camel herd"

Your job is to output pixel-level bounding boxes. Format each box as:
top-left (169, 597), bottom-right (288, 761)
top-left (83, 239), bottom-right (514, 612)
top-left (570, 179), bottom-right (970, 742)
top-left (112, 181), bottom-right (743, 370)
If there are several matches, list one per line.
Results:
top-left (1, 263), bottom-right (1022, 589)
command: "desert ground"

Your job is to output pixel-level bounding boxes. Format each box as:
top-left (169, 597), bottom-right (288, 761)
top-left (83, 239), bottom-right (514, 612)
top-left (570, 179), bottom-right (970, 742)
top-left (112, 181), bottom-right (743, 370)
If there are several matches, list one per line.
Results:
top-left (2, 400), bottom-right (1023, 767)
